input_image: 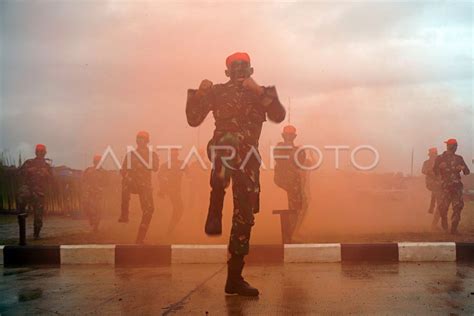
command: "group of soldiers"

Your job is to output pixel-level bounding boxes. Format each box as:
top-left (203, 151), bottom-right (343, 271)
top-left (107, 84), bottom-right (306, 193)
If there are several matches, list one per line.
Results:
top-left (422, 138), bottom-right (471, 234)
top-left (14, 52), bottom-right (472, 297)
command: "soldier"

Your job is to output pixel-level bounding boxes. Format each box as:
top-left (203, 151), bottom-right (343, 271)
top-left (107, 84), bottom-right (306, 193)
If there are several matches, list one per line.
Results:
top-left (81, 155), bottom-right (107, 232)
top-left (16, 144), bottom-right (53, 239)
top-left (186, 52), bottom-right (285, 296)
top-left (433, 139), bottom-right (470, 234)
top-left (118, 131), bottom-right (159, 243)
top-left (273, 125), bottom-right (307, 238)
top-left (157, 148), bottom-right (185, 234)
top-left (421, 147), bottom-right (441, 228)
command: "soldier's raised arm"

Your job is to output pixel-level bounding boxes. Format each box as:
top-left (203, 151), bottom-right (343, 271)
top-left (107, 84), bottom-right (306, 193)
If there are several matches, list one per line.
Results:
top-left (241, 77), bottom-right (286, 123)
top-left (186, 79), bottom-right (214, 127)
top-left (261, 86), bottom-right (286, 123)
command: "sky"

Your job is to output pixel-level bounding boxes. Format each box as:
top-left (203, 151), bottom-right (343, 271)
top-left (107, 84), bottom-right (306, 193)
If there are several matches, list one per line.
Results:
top-left (0, 0), bottom-right (472, 172)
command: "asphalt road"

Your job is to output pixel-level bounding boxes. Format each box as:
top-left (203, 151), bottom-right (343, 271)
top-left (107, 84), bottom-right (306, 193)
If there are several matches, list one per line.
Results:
top-left (1, 263), bottom-right (473, 315)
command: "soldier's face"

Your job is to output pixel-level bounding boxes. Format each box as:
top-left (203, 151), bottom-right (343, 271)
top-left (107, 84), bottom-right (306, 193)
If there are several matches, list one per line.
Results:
top-left (225, 60), bottom-right (253, 84)
top-left (136, 137), bottom-right (149, 147)
top-left (282, 133), bottom-right (297, 142)
top-left (35, 149), bottom-right (46, 158)
top-left (447, 144), bottom-right (458, 153)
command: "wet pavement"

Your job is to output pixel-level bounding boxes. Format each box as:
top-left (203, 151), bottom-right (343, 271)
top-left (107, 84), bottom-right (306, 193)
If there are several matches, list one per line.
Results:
top-left (1, 263), bottom-right (473, 315)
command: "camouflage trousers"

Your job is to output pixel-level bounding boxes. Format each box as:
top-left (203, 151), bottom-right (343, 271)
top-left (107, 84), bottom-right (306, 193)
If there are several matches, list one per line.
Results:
top-left (82, 193), bottom-right (103, 230)
top-left (438, 185), bottom-right (464, 230)
top-left (165, 192), bottom-right (184, 234)
top-left (429, 190), bottom-right (442, 227)
top-left (17, 185), bottom-right (45, 234)
top-left (121, 181), bottom-right (154, 235)
top-left (207, 137), bottom-right (261, 256)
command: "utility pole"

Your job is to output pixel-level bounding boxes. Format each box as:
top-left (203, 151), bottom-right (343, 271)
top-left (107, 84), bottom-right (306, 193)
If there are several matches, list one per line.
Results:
top-left (288, 97), bottom-right (291, 124)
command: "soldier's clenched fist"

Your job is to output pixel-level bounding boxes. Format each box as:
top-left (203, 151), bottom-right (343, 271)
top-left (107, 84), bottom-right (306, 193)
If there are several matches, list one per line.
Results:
top-left (242, 77), bottom-right (264, 96)
top-left (197, 79), bottom-right (213, 96)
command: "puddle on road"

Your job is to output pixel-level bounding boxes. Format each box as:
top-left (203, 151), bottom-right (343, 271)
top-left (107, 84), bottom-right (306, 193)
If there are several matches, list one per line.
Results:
top-left (18, 288), bottom-right (43, 302)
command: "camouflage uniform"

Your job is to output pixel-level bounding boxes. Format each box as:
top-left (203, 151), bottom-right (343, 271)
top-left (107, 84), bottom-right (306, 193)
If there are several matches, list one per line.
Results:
top-left (433, 151), bottom-right (470, 231)
top-left (120, 148), bottom-right (159, 238)
top-left (421, 156), bottom-right (442, 225)
top-left (274, 142), bottom-right (306, 211)
top-left (16, 157), bottom-right (53, 237)
top-left (158, 159), bottom-right (184, 233)
top-left (81, 166), bottom-right (107, 231)
top-left (186, 81), bottom-right (285, 256)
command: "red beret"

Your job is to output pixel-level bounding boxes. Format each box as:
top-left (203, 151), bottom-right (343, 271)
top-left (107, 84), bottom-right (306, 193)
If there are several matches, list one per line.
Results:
top-left (226, 52), bottom-right (250, 68)
top-left (444, 138), bottom-right (457, 145)
top-left (35, 144), bottom-right (46, 151)
top-left (283, 125), bottom-right (297, 134)
top-left (136, 131), bottom-right (150, 140)
top-left (93, 155), bottom-right (102, 163)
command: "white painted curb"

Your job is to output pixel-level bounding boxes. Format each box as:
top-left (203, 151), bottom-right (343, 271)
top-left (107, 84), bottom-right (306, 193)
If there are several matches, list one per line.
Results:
top-left (0, 245), bottom-right (4, 265)
top-left (398, 242), bottom-right (456, 262)
top-left (284, 244), bottom-right (341, 263)
top-left (60, 245), bottom-right (116, 265)
top-left (171, 245), bottom-right (228, 264)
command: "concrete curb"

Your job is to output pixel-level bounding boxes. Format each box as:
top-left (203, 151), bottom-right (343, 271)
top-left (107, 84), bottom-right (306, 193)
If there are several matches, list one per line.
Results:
top-left (398, 242), bottom-right (456, 262)
top-left (285, 244), bottom-right (341, 263)
top-left (1, 243), bottom-right (473, 266)
top-left (60, 245), bottom-right (116, 265)
top-left (172, 245), bottom-right (227, 264)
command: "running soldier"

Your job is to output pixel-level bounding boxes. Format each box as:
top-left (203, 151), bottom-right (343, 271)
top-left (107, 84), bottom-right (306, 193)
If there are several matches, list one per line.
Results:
top-left (421, 147), bottom-right (441, 229)
top-left (119, 131), bottom-right (159, 243)
top-left (186, 52), bottom-right (285, 296)
top-left (433, 139), bottom-right (470, 234)
top-left (81, 155), bottom-right (107, 232)
top-left (16, 144), bottom-right (53, 239)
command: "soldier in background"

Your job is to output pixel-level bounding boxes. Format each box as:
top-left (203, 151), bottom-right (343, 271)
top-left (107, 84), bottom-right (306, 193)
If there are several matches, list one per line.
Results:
top-left (81, 155), bottom-right (107, 232)
top-left (433, 139), bottom-right (470, 234)
top-left (421, 147), bottom-right (441, 229)
top-left (16, 144), bottom-right (53, 239)
top-left (186, 52), bottom-right (285, 296)
top-left (157, 148), bottom-right (185, 235)
top-left (119, 131), bottom-right (159, 243)
top-left (273, 125), bottom-right (307, 238)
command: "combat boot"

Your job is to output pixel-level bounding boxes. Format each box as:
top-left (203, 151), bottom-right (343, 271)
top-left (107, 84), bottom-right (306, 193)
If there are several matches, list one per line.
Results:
top-left (205, 209), bottom-right (222, 235)
top-left (450, 222), bottom-right (459, 234)
top-left (205, 189), bottom-right (225, 235)
top-left (135, 228), bottom-right (146, 244)
top-left (225, 255), bottom-right (259, 297)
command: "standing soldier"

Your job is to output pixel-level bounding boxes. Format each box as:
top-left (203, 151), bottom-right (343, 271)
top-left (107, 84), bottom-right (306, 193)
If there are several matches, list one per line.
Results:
top-left (273, 125), bottom-right (307, 238)
top-left (433, 139), bottom-right (470, 234)
top-left (186, 52), bottom-right (285, 296)
top-left (157, 148), bottom-right (185, 234)
top-left (118, 131), bottom-right (159, 244)
top-left (81, 155), bottom-right (107, 232)
top-left (16, 144), bottom-right (53, 239)
top-left (421, 147), bottom-right (441, 229)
